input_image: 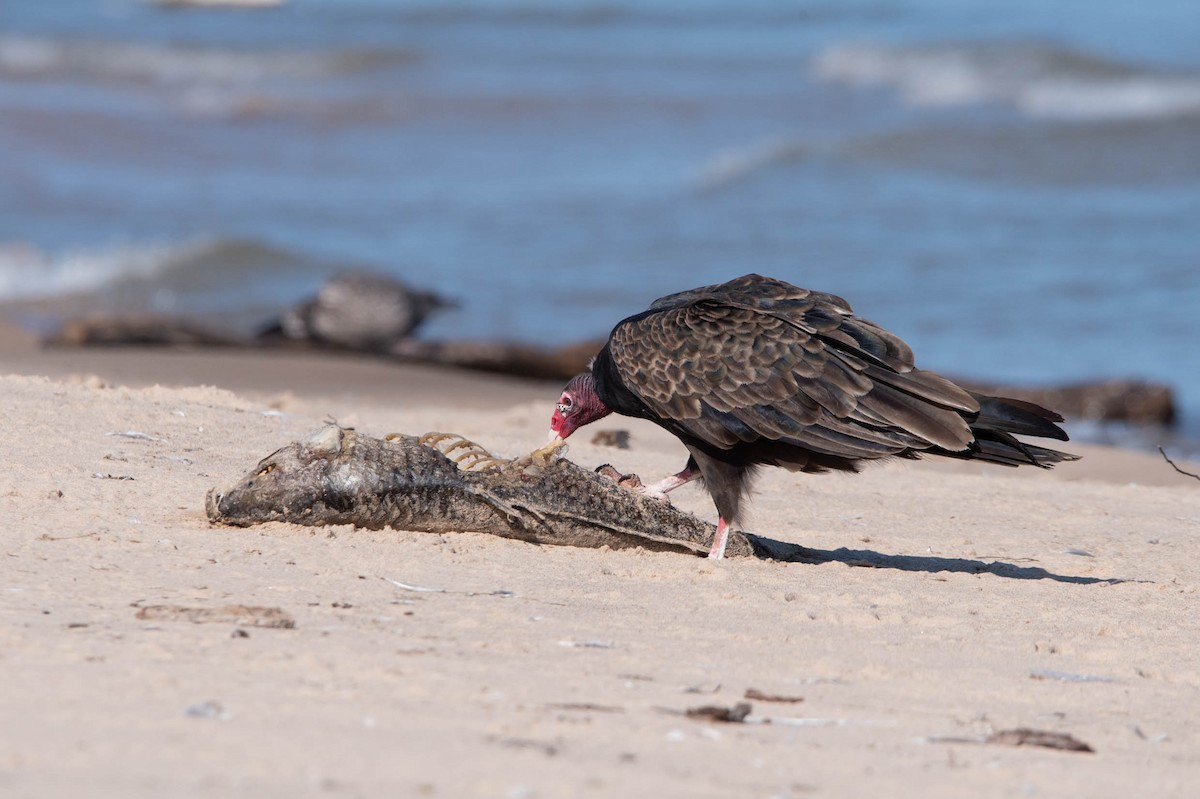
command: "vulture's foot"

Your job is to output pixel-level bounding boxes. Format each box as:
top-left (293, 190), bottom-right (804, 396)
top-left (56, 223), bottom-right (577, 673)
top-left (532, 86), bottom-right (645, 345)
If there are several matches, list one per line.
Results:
top-left (595, 465), bottom-right (673, 504)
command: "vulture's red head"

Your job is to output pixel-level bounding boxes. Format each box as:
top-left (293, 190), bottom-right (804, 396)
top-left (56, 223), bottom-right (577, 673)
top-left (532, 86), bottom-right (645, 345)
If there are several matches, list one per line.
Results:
top-left (549, 372), bottom-right (612, 441)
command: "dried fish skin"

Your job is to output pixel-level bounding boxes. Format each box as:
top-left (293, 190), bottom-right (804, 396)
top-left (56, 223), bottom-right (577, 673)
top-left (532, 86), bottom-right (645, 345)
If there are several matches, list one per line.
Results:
top-left (207, 426), bottom-right (763, 557)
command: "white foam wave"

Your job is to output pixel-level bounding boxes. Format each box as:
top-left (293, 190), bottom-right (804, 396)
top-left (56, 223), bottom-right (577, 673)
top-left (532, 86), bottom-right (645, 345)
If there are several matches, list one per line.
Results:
top-left (693, 137), bottom-right (806, 192)
top-left (0, 240), bottom-right (205, 303)
top-left (813, 41), bottom-right (1200, 122)
top-left (0, 36), bottom-right (407, 87)
top-left (1017, 78), bottom-right (1200, 121)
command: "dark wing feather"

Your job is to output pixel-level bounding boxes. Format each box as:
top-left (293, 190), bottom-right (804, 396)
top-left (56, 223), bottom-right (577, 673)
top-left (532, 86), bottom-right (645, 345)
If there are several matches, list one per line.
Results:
top-left (607, 274), bottom-right (981, 457)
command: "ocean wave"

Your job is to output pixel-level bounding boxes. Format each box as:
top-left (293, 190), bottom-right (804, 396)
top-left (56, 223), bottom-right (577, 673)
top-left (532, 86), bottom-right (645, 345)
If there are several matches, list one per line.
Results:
top-left (696, 114), bottom-right (1200, 191)
top-left (0, 240), bottom-right (193, 303)
top-left (368, 2), bottom-right (890, 27)
top-left (693, 137), bottom-right (808, 193)
top-left (843, 118), bottom-right (1200, 185)
top-left (812, 40), bottom-right (1200, 122)
top-left (0, 237), bottom-right (353, 336)
top-left (0, 237), bottom-right (325, 306)
top-left (0, 35), bottom-right (415, 88)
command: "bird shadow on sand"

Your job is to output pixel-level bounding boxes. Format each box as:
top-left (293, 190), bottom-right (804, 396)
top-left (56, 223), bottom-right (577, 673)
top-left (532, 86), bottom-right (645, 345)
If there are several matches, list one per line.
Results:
top-left (744, 535), bottom-right (1127, 585)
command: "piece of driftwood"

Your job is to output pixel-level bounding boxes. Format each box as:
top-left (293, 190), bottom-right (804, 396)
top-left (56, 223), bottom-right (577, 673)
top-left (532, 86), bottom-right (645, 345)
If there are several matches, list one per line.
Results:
top-left (956, 377), bottom-right (1175, 426)
top-left (685, 703), bottom-right (753, 723)
top-left (925, 727), bottom-right (1095, 753)
top-left (387, 338), bottom-right (602, 381)
top-left (986, 728), bottom-right (1094, 753)
top-left (48, 315), bottom-right (248, 348)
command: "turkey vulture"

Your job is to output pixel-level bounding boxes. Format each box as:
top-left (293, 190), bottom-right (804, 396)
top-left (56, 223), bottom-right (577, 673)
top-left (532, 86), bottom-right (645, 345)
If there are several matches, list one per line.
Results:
top-left (548, 274), bottom-right (1077, 559)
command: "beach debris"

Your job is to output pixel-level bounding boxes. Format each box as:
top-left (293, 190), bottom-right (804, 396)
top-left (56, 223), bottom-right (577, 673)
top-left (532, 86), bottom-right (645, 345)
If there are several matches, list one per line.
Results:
top-left (558, 640), bottom-right (615, 649)
top-left (1158, 447), bottom-right (1200, 482)
top-left (106, 431), bottom-right (162, 441)
top-left (987, 728), bottom-right (1094, 752)
top-left (763, 716), bottom-right (894, 728)
top-left (381, 577), bottom-right (541, 604)
top-left (382, 578), bottom-right (445, 593)
top-left (53, 316), bottom-right (245, 348)
top-left (135, 603), bottom-right (295, 629)
top-left (486, 736), bottom-right (559, 757)
top-left (685, 703), bottom-right (753, 723)
top-left (743, 688), bottom-right (805, 703)
top-left (92, 473), bottom-right (134, 480)
top-left (1133, 726), bottom-right (1169, 743)
top-left (206, 426), bottom-right (802, 558)
top-left (589, 430), bottom-right (631, 449)
top-left (1029, 668), bottom-right (1120, 683)
top-left (668, 703), bottom-right (887, 728)
top-left (924, 728), bottom-right (1094, 752)
top-left (37, 531), bottom-right (98, 542)
top-left (618, 673), bottom-right (655, 683)
top-left (543, 702), bottom-right (625, 714)
top-left (683, 683), bottom-right (722, 695)
top-left (184, 700), bottom-right (231, 720)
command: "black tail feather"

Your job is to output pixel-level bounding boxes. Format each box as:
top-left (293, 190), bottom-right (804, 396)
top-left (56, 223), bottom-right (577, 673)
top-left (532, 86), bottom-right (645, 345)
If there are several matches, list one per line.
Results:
top-left (910, 393), bottom-right (1078, 467)
top-left (935, 430), bottom-right (1079, 468)
top-left (969, 393), bottom-right (1071, 442)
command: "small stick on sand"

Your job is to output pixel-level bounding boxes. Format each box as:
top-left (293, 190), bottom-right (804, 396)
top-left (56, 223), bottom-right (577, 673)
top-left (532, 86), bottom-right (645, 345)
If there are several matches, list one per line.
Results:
top-left (1158, 447), bottom-right (1200, 482)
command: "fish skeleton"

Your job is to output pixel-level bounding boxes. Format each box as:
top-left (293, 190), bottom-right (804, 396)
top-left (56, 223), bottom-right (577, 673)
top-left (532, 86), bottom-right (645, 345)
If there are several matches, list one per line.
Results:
top-left (206, 426), bottom-right (797, 558)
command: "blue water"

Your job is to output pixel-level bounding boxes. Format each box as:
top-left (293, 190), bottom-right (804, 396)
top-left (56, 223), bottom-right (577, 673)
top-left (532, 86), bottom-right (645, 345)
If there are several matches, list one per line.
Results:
top-left (1, 0), bottom-right (1198, 442)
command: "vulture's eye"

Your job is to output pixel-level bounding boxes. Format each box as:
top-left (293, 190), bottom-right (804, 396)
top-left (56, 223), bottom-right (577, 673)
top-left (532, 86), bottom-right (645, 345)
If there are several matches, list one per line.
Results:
top-left (556, 395), bottom-right (574, 414)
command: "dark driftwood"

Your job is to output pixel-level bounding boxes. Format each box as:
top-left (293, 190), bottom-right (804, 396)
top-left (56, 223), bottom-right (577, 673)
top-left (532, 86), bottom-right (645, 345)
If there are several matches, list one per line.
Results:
top-left (387, 338), bottom-right (602, 381)
top-left (956, 377), bottom-right (1175, 426)
top-left (49, 315), bottom-right (248, 348)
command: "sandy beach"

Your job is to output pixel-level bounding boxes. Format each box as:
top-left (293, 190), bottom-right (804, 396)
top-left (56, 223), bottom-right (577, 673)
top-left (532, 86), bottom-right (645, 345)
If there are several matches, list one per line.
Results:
top-left (2, 330), bottom-right (1198, 798)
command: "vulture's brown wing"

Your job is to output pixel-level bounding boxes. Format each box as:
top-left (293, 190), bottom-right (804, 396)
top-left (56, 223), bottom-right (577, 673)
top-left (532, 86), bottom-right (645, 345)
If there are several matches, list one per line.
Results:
top-left (608, 275), bottom-right (981, 457)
